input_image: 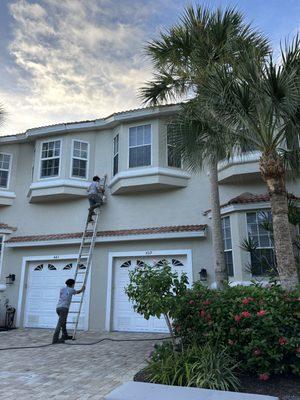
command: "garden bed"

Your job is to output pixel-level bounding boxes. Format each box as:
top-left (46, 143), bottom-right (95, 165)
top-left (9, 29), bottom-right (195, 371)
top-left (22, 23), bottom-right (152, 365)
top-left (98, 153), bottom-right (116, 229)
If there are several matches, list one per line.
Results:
top-left (134, 368), bottom-right (300, 400)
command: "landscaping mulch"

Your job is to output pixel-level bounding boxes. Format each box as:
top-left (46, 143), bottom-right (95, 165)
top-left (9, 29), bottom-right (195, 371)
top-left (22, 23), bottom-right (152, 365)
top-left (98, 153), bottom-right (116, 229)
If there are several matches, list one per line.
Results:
top-left (134, 368), bottom-right (300, 400)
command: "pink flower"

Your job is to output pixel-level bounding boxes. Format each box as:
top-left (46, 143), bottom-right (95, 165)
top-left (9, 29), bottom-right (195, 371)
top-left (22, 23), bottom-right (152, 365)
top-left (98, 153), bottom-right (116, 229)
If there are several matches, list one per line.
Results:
top-left (147, 350), bottom-right (154, 359)
top-left (259, 373), bottom-right (270, 381)
top-left (241, 311), bottom-right (251, 318)
top-left (206, 313), bottom-right (211, 321)
top-left (296, 347), bottom-right (300, 353)
top-left (257, 310), bottom-right (266, 317)
top-left (242, 297), bottom-right (253, 305)
top-left (228, 339), bottom-right (235, 346)
top-left (203, 300), bottom-right (211, 306)
top-left (254, 349), bottom-right (261, 356)
top-left (234, 315), bottom-right (241, 322)
top-left (175, 325), bottom-right (180, 332)
top-left (279, 336), bottom-right (288, 346)
top-left (199, 310), bottom-right (206, 318)
top-left (189, 300), bottom-right (195, 305)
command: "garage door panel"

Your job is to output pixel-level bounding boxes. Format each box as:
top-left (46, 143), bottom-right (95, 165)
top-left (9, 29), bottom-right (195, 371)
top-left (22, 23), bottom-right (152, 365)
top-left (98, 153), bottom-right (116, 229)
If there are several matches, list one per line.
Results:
top-left (24, 260), bottom-right (87, 330)
top-left (112, 254), bottom-right (189, 333)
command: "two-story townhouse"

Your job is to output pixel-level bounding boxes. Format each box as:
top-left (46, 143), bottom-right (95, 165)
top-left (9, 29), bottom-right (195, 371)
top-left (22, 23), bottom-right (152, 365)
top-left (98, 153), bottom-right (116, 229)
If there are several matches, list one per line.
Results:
top-left (0, 104), bottom-right (299, 333)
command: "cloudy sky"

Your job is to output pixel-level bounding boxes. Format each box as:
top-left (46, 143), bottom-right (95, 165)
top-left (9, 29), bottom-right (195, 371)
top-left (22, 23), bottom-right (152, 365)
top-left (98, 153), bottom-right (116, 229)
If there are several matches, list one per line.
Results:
top-left (0, 0), bottom-right (300, 136)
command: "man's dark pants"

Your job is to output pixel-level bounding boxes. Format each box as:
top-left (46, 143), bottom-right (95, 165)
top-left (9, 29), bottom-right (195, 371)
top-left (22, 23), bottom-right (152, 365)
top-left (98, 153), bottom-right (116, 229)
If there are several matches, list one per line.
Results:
top-left (53, 307), bottom-right (69, 342)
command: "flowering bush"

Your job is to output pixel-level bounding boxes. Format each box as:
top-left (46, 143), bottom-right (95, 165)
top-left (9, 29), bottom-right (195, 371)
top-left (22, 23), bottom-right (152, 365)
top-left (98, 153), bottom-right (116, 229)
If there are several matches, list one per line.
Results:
top-left (172, 283), bottom-right (300, 377)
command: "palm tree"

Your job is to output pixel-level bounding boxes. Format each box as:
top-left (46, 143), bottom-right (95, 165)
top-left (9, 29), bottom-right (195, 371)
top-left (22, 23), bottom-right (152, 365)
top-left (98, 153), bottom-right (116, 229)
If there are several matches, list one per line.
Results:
top-left (140, 5), bottom-right (269, 287)
top-left (200, 39), bottom-right (300, 289)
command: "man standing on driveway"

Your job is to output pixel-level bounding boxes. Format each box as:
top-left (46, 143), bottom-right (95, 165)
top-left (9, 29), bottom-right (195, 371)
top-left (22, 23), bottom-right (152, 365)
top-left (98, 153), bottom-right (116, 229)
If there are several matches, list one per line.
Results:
top-left (52, 279), bottom-right (85, 344)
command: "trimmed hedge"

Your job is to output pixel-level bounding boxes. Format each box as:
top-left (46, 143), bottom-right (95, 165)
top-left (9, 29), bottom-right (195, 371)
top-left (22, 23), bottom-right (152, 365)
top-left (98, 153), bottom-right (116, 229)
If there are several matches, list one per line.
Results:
top-left (172, 283), bottom-right (300, 378)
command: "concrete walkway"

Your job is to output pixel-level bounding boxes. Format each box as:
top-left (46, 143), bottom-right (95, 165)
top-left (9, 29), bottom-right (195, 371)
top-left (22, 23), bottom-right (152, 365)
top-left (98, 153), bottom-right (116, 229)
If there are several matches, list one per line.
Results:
top-left (0, 329), bottom-right (164, 400)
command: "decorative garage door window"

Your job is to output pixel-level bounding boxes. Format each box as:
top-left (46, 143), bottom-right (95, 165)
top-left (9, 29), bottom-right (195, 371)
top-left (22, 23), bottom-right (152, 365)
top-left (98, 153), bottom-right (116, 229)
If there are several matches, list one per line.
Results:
top-left (155, 259), bottom-right (168, 267)
top-left (34, 264), bottom-right (43, 271)
top-left (172, 259), bottom-right (184, 267)
top-left (79, 264), bottom-right (86, 270)
top-left (120, 260), bottom-right (131, 268)
top-left (63, 263), bottom-right (73, 270)
top-left (48, 264), bottom-right (57, 270)
top-left (136, 259), bottom-right (146, 267)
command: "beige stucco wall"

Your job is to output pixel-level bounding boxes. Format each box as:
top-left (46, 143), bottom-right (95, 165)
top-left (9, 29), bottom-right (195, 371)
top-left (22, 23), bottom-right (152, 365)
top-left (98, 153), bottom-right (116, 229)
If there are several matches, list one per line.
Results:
top-left (2, 236), bottom-right (210, 331)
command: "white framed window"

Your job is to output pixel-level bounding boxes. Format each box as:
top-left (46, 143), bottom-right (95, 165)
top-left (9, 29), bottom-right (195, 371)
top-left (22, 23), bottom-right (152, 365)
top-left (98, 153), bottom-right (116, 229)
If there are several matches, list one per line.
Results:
top-left (246, 211), bottom-right (275, 276)
top-left (221, 216), bottom-right (234, 276)
top-left (40, 140), bottom-right (61, 178)
top-left (71, 140), bottom-right (89, 179)
top-left (0, 153), bottom-right (11, 189)
top-left (113, 135), bottom-right (119, 176)
top-left (129, 124), bottom-right (151, 168)
top-left (167, 132), bottom-right (181, 168)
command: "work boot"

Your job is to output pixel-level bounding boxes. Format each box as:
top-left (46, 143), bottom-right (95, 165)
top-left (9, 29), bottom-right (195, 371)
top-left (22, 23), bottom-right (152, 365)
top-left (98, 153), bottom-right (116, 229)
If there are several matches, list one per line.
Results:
top-left (52, 338), bottom-right (65, 344)
top-left (62, 335), bottom-right (73, 340)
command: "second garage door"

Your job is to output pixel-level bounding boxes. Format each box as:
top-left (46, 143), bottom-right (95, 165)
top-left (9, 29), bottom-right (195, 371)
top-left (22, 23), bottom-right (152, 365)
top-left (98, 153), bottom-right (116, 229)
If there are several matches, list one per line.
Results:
top-left (112, 254), bottom-right (191, 332)
top-left (24, 260), bottom-right (88, 330)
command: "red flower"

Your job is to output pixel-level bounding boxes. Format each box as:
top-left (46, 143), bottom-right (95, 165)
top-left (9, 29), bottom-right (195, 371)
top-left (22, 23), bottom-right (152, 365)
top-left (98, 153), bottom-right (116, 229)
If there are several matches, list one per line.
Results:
top-left (175, 325), bottom-right (180, 332)
top-left (257, 310), bottom-right (266, 317)
top-left (234, 315), bottom-right (241, 322)
top-left (199, 310), bottom-right (206, 318)
top-left (189, 300), bottom-right (195, 305)
top-left (259, 373), bottom-right (270, 381)
top-left (203, 300), bottom-right (211, 306)
top-left (241, 311), bottom-right (251, 318)
top-left (242, 297), bottom-right (253, 305)
top-left (254, 349), bottom-right (261, 356)
top-left (279, 336), bottom-right (288, 346)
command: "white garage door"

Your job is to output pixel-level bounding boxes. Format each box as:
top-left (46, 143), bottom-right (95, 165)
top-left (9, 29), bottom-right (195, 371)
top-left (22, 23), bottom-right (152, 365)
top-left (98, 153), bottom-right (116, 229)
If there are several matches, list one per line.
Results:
top-left (112, 254), bottom-right (190, 332)
top-left (24, 260), bottom-right (88, 330)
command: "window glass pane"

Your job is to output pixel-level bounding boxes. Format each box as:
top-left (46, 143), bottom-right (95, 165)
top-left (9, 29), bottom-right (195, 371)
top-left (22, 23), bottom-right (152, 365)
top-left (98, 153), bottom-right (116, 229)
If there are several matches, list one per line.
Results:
top-left (113, 155), bottom-right (119, 176)
top-left (246, 213), bottom-right (256, 224)
top-left (225, 251), bottom-right (234, 276)
top-left (0, 170), bottom-right (8, 187)
top-left (113, 135), bottom-right (119, 155)
top-left (136, 126), bottom-right (144, 145)
top-left (168, 145), bottom-right (181, 168)
top-left (72, 159), bottom-right (86, 178)
top-left (129, 127), bottom-right (137, 146)
top-left (144, 125), bottom-right (151, 144)
top-left (129, 145), bottom-right (151, 168)
top-left (41, 158), bottom-right (60, 177)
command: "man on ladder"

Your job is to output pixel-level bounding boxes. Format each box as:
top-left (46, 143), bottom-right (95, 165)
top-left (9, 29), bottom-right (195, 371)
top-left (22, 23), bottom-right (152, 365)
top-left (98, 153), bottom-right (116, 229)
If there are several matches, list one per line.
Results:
top-left (87, 175), bottom-right (105, 222)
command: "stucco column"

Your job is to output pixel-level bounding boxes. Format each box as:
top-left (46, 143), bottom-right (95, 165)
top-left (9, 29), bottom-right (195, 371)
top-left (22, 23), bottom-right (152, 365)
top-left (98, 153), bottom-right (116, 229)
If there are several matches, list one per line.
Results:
top-left (230, 212), bottom-right (251, 282)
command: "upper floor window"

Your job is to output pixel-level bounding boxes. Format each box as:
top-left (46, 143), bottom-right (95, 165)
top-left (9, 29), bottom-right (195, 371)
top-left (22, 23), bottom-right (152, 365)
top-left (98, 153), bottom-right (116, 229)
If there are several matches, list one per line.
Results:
top-left (113, 135), bottom-right (119, 176)
top-left (129, 124), bottom-right (151, 168)
top-left (72, 140), bottom-right (88, 179)
top-left (221, 216), bottom-right (234, 276)
top-left (0, 153), bottom-right (11, 189)
top-left (246, 211), bottom-right (275, 276)
top-left (167, 132), bottom-right (181, 168)
top-left (40, 140), bottom-right (61, 178)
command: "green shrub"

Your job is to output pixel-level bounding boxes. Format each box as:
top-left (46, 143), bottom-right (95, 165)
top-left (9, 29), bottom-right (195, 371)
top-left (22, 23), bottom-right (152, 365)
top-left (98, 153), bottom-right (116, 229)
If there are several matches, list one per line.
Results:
top-left (147, 342), bottom-right (240, 391)
top-left (173, 283), bottom-right (300, 378)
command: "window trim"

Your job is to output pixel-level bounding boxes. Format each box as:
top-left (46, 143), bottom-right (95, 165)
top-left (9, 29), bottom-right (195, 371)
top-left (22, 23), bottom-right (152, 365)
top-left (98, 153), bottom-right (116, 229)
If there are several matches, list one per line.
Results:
top-left (0, 234), bottom-right (5, 278)
top-left (245, 210), bottom-right (275, 276)
top-left (39, 139), bottom-right (62, 180)
top-left (221, 215), bottom-right (234, 277)
top-left (112, 134), bottom-right (119, 176)
top-left (70, 139), bottom-right (89, 180)
top-left (127, 124), bottom-right (153, 169)
top-left (0, 152), bottom-right (12, 190)
top-left (166, 134), bottom-right (182, 169)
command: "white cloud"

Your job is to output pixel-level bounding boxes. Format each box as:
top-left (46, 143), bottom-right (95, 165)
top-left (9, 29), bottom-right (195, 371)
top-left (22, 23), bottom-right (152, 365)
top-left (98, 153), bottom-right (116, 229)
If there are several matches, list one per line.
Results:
top-left (0, 0), bottom-right (157, 135)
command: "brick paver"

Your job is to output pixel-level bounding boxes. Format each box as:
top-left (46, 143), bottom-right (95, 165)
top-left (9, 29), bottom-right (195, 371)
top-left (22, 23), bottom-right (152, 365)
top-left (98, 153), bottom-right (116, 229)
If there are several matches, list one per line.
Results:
top-left (0, 329), bottom-right (164, 399)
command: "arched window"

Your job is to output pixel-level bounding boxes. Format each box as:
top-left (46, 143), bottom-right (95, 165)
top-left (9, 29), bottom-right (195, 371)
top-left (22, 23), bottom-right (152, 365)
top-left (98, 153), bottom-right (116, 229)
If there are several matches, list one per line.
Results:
top-left (172, 259), bottom-right (184, 267)
top-left (155, 259), bottom-right (169, 267)
top-left (120, 260), bottom-right (131, 268)
top-left (78, 264), bottom-right (86, 270)
top-left (48, 264), bottom-right (57, 270)
top-left (136, 259), bottom-right (146, 268)
top-left (63, 263), bottom-right (73, 270)
top-left (34, 264), bottom-right (43, 271)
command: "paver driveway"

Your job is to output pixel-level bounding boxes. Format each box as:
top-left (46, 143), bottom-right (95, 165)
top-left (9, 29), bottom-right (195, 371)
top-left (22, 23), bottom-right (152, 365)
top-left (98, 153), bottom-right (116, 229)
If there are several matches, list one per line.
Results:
top-left (0, 329), bottom-right (164, 400)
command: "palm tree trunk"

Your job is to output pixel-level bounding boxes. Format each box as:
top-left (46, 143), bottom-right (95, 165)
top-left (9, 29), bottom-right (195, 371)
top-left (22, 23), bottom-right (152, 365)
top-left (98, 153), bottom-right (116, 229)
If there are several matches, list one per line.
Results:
top-left (209, 160), bottom-right (227, 288)
top-left (260, 153), bottom-right (299, 289)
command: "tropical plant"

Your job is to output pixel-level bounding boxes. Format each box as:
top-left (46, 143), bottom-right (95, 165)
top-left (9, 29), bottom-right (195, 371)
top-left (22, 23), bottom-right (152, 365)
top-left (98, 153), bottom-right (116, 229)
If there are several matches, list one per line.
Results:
top-left (125, 262), bottom-right (188, 348)
top-left (173, 282), bottom-right (300, 377)
top-left (147, 342), bottom-right (240, 391)
top-left (140, 5), bottom-right (269, 287)
top-left (200, 38), bottom-right (300, 288)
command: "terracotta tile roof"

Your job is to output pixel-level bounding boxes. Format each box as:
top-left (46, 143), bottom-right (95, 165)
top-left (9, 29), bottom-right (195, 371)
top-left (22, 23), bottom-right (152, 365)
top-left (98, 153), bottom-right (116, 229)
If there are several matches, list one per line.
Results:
top-left (0, 103), bottom-right (180, 138)
top-left (0, 223), bottom-right (17, 231)
top-left (224, 192), bottom-right (299, 207)
top-left (6, 224), bottom-right (206, 243)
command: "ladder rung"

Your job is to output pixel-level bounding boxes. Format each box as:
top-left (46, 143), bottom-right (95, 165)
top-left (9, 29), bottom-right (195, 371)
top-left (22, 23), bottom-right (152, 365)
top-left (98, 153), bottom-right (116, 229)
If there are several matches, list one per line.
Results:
top-left (67, 322), bottom-right (76, 324)
top-left (71, 300), bottom-right (81, 303)
top-left (68, 311), bottom-right (80, 314)
top-left (76, 271), bottom-right (86, 274)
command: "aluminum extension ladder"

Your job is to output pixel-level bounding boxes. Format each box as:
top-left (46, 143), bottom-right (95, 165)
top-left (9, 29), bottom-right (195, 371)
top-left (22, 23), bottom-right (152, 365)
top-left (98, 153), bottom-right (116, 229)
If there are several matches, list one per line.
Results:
top-left (69, 175), bottom-right (107, 339)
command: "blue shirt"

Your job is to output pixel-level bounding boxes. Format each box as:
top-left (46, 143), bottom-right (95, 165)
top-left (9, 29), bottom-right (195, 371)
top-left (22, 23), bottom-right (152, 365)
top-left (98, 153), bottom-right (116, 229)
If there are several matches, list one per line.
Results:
top-left (57, 286), bottom-right (76, 309)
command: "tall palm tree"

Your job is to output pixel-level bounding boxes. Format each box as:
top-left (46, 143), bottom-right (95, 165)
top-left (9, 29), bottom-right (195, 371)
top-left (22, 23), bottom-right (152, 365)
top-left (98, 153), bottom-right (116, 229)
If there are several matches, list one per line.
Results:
top-left (200, 40), bottom-right (300, 289)
top-left (140, 5), bottom-right (269, 287)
